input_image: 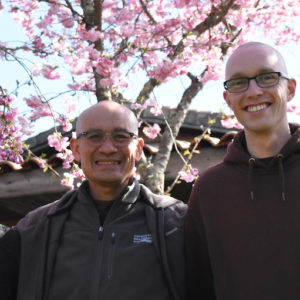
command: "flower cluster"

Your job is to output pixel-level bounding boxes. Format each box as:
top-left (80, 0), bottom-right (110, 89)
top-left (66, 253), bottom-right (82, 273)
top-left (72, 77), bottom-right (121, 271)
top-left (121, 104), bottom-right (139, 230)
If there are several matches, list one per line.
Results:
top-left (0, 91), bottom-right (24, 163)
top-left (1, 0), bottom-right (300, 192)
top-left (179, 166), bottom-right (199, 183)
top-left (143, 123), bottom-right (161, 139)
top-left (221, 117), bottom-right (244, 130)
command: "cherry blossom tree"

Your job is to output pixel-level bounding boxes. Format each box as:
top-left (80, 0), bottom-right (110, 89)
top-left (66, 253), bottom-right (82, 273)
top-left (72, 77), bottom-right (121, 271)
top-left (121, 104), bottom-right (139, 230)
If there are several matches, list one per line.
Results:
top-left (1, 0), bottom-right (300, 194)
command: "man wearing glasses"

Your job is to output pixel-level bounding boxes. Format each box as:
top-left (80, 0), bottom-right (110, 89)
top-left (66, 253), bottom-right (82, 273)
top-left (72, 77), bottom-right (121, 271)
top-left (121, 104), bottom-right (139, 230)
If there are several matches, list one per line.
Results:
top-left (185, 42), bottom-right (300, 299)
top-left (0, 101), bottom-right (187, 300)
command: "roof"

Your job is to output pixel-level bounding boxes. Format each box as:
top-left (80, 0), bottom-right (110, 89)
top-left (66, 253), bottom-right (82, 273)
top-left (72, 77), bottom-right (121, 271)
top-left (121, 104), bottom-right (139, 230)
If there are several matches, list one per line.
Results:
top-left (0, 108), bottom-right (236, 174)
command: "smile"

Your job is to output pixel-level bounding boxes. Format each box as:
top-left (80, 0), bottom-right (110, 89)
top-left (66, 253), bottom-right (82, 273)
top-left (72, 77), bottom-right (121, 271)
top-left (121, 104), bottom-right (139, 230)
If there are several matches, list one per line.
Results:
top-left (96, 161), bottom-right (120, 165)
top-left (246, 103), bottom-right (268, 112)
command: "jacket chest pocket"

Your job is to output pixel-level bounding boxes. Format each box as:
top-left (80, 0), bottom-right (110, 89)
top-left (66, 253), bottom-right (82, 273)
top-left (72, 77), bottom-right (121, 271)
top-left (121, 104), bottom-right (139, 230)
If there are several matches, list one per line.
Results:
top-left (105, 229), bottom-right (157, 280)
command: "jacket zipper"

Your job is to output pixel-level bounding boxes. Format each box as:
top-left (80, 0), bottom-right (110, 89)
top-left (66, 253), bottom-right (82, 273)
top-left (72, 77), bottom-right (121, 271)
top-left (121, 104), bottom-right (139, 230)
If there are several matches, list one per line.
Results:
top-left (90, 225), bottom-right (104, 300)
top-left (107, 232), bottom-right (116, 279)
top-left (98, 225), bottom-right (104, 240)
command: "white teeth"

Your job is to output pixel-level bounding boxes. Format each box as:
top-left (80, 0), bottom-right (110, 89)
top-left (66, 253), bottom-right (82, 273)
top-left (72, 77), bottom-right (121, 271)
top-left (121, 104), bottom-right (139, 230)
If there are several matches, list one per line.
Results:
top-left (247, 103), bottom-right (267, 112)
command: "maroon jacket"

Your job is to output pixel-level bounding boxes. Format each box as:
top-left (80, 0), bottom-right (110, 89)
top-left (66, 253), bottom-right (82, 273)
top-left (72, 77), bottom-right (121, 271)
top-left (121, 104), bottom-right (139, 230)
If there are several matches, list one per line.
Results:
top-left (185, 124), bottom-right (300, 300)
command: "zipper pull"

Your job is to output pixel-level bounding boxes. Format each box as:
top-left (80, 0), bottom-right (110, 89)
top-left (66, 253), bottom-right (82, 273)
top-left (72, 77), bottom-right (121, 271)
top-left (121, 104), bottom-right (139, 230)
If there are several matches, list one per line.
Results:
top-left (111, 232), bottom-right (116, 244)
top-left (98, 226), bottom-right (104, 240)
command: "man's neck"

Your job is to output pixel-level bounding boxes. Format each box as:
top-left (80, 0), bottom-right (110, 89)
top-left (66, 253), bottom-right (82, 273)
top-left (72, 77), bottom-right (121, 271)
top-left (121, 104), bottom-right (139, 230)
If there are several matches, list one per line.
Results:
top-left (245, 126), bottom-right (291, 158)
top-left (89, 180), bottom-right (129, 201)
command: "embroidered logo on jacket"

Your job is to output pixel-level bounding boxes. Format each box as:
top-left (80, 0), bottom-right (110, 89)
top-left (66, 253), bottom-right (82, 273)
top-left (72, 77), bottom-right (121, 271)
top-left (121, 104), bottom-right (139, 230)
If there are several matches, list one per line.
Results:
top-left (133, 234), bottom-right (152, 243)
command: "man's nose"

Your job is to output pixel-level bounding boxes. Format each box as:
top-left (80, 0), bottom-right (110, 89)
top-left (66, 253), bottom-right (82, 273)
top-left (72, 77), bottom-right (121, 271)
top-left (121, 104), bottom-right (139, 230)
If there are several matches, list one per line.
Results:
top-left (247, 79), bottom-right (263, 96)
top-left (97, 135), bottom-right (118, 152)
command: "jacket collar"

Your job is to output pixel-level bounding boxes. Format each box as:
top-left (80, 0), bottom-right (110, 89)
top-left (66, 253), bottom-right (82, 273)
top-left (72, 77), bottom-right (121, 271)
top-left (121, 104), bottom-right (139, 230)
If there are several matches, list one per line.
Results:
top-left (47, 179), bottom-right (142, 217)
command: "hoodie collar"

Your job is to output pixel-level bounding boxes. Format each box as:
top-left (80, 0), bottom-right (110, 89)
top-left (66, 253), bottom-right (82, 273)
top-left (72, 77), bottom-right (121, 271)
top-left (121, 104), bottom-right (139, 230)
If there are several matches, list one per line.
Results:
top-left (224, 124), bottom-right (300, 167)
top-left (225, 124), bottom-right (300, 202)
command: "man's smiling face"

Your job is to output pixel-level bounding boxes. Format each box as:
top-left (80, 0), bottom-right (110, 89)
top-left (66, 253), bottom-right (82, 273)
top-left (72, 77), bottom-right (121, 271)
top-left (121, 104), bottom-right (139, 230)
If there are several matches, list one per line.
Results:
top-left (71, 101), bottom-right (143, 193)
top-left (223, 44), bottom-right (295, 136)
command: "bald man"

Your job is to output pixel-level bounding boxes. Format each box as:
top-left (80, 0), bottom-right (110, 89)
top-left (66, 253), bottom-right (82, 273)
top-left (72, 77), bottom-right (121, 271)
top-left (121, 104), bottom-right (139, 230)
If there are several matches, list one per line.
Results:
top-left (185, 42), bottom-right (300, 299)
top-left (0, 101), bottom-right (187, 300)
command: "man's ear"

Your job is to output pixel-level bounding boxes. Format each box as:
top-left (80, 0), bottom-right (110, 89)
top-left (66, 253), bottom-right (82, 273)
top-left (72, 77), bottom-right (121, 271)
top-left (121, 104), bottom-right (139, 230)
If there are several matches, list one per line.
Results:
top-left (287, 78), bottom-right (296, 102)
top-left (70, 138), bottom-right (81, 163)
top-left (223, 91), bottom-right (233, 109)
top-left (135, 138), bottom-right (144, 162)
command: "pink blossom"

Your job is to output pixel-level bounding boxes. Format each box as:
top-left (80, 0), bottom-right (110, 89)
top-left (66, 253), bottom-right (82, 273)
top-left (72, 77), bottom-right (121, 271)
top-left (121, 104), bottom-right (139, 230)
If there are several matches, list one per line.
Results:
top-left (3, 108), bottom-right (18, 121)
top-left (56, 149), bottom-right (74, 168)
top-left (62, 161), bottom-right (71, 168)
top-left (95, 57), bottom-right (114, 77)
top-left (151, 60), bottom-right (179, 81)
top-left (64, 52), bottom-right (90, 75)
top-left (48, 134), bottom-right (70, 152)
top-left (0, 93), bottom-right (24, 165)
top-left (36, 15), bottom-right (55, 29)
top-left (221, 117), bottom-right (244, 130)
top-left (70, 167), bottom-right (85, 180)
top-left (0, 95), bottom-right (14, 105)
top-left (32, 63), bottom-right (60, 79)
top-left (61, 17), bottom-right (74, 28)
top-left (43, 65), bottom-right (60, 80)
top-left (100, 77), bottom-right (114, 87)
top-left (287, 104), bottom-right (300, 115)
top-left (24, 96), bottom-right (42, 108)
top-left (29, 105), bottom-right (53, 121)
top-left (18, 116), bottom-right (33, 136)
top-left (78, 27), bottom-right (103, 42)
top-left (64, 97), bottom-right (79, 114)
top-left (61, 173), bottom-right (75, 190)
top-left (38, 160), bottom-right (46, 169)
top-left (130, 103), bottom-right (148, 111)
top-left (57, 115), bottom-right (73, 132)
top-left (150, 106), bottom-right (161, 116)
top-left (32, 37), bottom-right (45, 49)
top-left (143, 123), bottom-right (161, 139)
top-left (179, 168), bottom-right (198, 183)
top-left (56, 152), bottom-right (67, 160)
top-left (68, 80), bottom-right (94, 91)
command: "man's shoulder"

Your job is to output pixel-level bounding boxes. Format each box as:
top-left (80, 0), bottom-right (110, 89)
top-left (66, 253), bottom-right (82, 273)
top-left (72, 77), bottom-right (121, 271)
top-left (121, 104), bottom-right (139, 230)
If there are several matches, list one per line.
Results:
top-left (139, 183), bottom-right (186, 213)
top-left (16, 189), bottom-right (78, 231)
top-left (139, 184), bottom-right (186, 231)
top-left (198, 161), bottom-right (228, 181)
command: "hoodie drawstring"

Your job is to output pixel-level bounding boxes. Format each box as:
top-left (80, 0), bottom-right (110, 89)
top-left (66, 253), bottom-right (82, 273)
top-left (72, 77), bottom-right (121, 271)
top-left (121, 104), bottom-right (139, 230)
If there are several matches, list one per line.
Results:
top-left (277, 153), bottom-right (287, 201)
top-left (248, 158), bottom-right (255, 201)
top-left (247, 154), bottom-right (287, 202)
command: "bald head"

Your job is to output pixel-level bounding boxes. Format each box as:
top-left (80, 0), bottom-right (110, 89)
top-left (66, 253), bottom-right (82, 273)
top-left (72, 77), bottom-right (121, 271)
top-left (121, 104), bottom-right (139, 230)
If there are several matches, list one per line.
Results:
top-left (225, 42), bottom-right (288, 80)
top-left (76, 101), bottom-right (139, 135)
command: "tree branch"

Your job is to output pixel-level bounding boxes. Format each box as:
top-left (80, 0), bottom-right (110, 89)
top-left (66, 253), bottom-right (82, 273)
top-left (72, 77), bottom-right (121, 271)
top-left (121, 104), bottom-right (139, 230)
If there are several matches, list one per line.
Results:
top-left (135, 0), bottom-right (236, 106)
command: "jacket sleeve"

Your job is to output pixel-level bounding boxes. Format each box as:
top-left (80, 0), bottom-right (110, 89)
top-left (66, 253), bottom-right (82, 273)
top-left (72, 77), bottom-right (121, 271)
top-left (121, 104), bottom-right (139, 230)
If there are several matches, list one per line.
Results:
top-left (0, 228), bottom-right (20, 300)
top-left (184, 191), bottom-right (216, 300)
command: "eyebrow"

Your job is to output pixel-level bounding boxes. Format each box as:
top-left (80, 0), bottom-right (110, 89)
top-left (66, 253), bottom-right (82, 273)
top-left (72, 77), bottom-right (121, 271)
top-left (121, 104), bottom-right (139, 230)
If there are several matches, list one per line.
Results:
top-left (85, 127), bottom-right (129, 132)
top-left (228, 68), bottom-right (275, 79)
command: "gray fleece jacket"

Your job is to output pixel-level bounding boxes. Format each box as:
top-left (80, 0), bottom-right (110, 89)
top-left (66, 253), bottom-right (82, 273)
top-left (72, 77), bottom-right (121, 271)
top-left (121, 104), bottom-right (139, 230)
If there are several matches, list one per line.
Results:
top-left (9, 180), bottom-right (187, 300)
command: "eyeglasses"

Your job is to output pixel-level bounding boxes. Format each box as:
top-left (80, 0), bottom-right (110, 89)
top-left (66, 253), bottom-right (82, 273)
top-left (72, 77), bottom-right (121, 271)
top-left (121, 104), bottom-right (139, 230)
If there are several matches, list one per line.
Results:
top-left (223, 72), bottom-right (289, 93)
top-left (77, 129), bottom-right (138, 147)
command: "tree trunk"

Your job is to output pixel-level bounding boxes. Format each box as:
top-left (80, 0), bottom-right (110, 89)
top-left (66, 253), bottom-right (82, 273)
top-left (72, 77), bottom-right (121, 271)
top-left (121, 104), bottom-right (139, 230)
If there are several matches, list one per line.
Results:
top-left (81, 0), bottom-right (110, 102)
top-left (142, 74), bottom-right (203, 194)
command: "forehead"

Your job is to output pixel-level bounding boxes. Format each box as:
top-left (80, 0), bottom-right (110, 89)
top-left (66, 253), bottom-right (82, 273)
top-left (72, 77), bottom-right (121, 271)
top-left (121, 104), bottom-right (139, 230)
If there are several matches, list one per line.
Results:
top-left (78, 105), bottom-right (136, 132)
top-left (225, 45), bottom-right (285, 79)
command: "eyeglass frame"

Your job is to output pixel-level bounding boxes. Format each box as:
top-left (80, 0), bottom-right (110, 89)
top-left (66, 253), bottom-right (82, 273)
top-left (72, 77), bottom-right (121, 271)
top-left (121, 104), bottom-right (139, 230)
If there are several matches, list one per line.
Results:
top-left (223, 71), bottom-right (290, 93)
top-left (76, 128), bottom-right (138, 147)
